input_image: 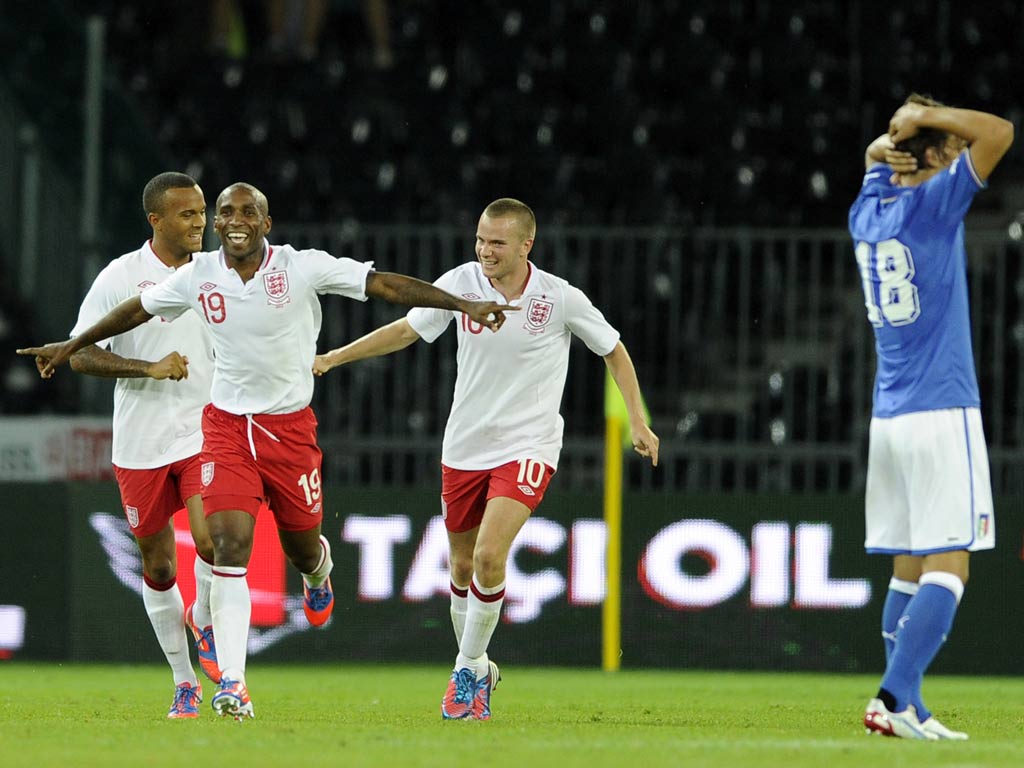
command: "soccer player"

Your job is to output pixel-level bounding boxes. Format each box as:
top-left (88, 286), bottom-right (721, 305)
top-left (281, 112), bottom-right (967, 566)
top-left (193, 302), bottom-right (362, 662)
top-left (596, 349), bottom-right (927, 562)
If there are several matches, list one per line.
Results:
top-left (849, 96), bottom-right (1012, 740)
top-left (313, 198), bottom-right (659, 720)
top-left (19, 182), bottom-right (516, 721)
top-left (59, 172), bottom-right (217, 718)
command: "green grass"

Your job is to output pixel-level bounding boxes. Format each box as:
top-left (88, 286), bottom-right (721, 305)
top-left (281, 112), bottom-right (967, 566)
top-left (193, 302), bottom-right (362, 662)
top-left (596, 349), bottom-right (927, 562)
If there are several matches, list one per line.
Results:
top-left (0, 664), bottom-right (1020, 767)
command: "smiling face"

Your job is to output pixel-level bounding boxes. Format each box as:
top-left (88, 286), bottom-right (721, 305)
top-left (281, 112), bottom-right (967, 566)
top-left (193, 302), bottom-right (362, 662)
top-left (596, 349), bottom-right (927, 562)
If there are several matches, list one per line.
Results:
top-left (149, 184), bottom-right (206, 264)
top-left (475, 212), bottom-right (533, 286)
top-left (214, 184), bottom-right (272, 263)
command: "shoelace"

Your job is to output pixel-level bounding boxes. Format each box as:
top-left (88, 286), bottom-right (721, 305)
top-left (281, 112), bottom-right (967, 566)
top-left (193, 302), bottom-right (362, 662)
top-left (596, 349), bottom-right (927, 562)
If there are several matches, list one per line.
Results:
top-left (307, 584), bottom-right (332, 610)
top-left (453, 669), bottom-right (476, 704)
top-left (173, 686), bottom-right (197, 711)
top-left (195, 626), bottom-right (215, 652)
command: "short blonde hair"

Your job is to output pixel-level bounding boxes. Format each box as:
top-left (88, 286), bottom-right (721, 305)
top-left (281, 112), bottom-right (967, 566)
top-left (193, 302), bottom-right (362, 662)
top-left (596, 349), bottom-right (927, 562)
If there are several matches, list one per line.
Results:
top-left (483, 198), bottom-right (536, 240)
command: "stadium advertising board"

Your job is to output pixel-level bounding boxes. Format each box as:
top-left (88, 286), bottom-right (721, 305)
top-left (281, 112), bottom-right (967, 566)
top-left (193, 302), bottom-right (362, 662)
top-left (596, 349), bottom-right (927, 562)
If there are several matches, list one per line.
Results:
top-left (2, 483), bottom-right (1020, 673)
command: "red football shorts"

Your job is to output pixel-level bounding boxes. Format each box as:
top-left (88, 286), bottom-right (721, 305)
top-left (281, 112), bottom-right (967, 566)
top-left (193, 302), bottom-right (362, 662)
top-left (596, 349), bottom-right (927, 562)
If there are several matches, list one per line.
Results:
top-left (200, 404), bottom-right (324, 532)
top-left (113, 453), bottom-right (204, 539)
top-left (440, 459), bottom-right (555, 533)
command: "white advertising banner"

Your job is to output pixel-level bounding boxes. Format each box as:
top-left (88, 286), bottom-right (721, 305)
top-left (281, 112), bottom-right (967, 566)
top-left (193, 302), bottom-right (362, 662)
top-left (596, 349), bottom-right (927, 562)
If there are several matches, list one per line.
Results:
top-left (0, 416), bottom-right (113, 481)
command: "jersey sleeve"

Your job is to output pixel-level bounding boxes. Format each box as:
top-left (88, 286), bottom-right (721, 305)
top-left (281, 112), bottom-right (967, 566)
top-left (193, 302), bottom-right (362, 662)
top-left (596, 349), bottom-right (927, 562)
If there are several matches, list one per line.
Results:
top-left (860, 163), bottom-right (893, 193)
top-left (563, 283), bottom-right (620, 355)
top-left (302, 249), bottom-right (373, 300)
top-left (406, 269), bottom-right (458, 343)
top-left (139, 262), bottom-right (194, 321)
top-left (71, 261), bottom-right (130, 346)
top-left (917, 149), bottom-right (985, 222)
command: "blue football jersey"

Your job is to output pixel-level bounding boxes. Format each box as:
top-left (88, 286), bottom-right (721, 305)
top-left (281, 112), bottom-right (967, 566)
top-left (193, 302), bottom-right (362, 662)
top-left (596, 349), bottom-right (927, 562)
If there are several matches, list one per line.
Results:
top-left (848, 150), bottom-right (985, 417)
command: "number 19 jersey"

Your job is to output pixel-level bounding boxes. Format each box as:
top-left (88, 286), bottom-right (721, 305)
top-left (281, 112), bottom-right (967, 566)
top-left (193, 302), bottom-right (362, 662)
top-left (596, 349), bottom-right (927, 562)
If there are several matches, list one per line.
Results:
top-left (141, 243), bottom-right (372, 415)
top-left (848, 150), bottom-right (985, 417)
top-left (407, 262), bottom-right (620, 470)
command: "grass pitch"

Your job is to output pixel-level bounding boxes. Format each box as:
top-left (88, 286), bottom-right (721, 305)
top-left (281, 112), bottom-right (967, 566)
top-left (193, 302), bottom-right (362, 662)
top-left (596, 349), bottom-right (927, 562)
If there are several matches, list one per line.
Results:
top-left (0, 664), bottom-right (1020, 767)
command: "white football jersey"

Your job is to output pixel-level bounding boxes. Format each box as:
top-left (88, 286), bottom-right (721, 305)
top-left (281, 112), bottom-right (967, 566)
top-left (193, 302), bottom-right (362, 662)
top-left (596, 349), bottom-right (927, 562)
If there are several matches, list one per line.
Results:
top-left (71, 241), bottom-right (215, 469)
top-left (141, 242), bottom-right (372, 415)
top-left (407, 261), bottom-right (620, 470)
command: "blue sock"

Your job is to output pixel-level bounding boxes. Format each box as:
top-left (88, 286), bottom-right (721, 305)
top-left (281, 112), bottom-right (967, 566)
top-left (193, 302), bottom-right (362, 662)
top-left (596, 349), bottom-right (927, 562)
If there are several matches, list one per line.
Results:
top-left (881, 587), bottom-right (913, 662)
top-left (879, 583), bottom-right (958, 713)
top-left (881, 584), bottom-right (931, 720)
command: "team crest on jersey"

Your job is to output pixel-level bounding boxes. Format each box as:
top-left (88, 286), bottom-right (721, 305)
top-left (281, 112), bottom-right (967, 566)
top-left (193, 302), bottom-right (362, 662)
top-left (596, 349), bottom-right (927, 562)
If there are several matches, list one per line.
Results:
top-left (125, 505), bottom-right (139, 528)
top-left (524, 297), bottom-right (554, 333)
top-left (201, 462), bottom-right (215, 486)
top-left (136, 280), bottom-right (155, 291)
top-left (264, 270), bottom-right (291, 306)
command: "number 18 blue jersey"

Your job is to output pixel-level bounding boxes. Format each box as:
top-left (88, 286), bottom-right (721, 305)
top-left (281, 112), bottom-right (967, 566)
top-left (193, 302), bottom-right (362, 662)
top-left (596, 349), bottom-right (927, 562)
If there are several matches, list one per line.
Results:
top-left (848, 150), bottom-right (985, 417)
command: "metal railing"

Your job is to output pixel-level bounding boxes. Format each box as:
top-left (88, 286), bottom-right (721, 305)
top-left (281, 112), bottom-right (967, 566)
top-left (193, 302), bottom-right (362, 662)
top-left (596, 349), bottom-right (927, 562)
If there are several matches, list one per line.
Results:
top-left (269, 223), bottom-right (1023, 495)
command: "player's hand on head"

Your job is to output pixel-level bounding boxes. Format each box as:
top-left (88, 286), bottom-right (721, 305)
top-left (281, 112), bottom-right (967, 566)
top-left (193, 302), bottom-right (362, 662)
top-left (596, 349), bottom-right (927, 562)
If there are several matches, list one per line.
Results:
top-left (148, 351), bottom-right (190, 381)
top-left (466, 301), bottom-right (520, 332)
top-left (888, 103), bottom-right (926, 144)
top-left (884, 148), bottom-right (918, 174)
top-left (16, 341), bottom-right (74, 379)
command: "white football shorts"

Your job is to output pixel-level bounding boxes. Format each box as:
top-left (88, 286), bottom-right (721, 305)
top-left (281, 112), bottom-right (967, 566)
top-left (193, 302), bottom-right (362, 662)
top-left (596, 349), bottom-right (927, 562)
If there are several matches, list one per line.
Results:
top-left (864, 407), bottom-right (995, 555)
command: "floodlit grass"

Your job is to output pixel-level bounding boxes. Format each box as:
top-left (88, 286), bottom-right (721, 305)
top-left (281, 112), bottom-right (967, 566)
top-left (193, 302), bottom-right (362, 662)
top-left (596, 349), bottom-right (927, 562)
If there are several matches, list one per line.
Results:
top-left (1, 663), bottom-right (1020, 767)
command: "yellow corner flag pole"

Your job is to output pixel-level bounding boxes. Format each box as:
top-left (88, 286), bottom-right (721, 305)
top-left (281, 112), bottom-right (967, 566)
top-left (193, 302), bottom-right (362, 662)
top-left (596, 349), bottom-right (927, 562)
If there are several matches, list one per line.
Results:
top-left (602, 369), bottom-right (625, 672)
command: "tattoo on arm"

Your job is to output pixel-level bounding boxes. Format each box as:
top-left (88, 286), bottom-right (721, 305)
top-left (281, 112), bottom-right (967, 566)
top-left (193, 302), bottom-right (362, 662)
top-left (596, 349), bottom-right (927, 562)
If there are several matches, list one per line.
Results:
top-left (70, 345), bottom-right (153, 378)
top-left (368, 272), bottom-right (462, 310)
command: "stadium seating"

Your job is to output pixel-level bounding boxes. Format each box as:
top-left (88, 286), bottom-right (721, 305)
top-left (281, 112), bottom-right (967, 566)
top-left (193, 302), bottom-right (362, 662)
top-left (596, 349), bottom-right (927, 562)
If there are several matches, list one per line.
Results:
top-left (25, 0), bottom-right (1019, 228)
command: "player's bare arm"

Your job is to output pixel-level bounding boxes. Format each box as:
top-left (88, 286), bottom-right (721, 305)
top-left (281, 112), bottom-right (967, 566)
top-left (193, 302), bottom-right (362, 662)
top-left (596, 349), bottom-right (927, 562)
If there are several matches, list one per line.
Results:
top-left (864, 134), bottom-right (917, 174)
top-left (313, 318), bottom-right (421, 376)
top-left (889, 104), bottom-right (1013, 181)
top-left (17, 295), bottom-right (154, 377)
top-left (365, 271), bottom-right (518, 332)
top-left (603, 342), bottom-right (660, 466)
top-left (70, 345), bottom-right (190, 381)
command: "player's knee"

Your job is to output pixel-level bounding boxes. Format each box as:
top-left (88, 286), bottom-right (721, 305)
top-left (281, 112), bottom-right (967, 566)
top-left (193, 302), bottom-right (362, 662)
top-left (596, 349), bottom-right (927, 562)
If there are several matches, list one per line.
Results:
top-left (449, 557), bottom-right (473, 585)
top-left (472, 547), bottom-right (506, 583)
top-left (142, 557), bottom-right (175, 584)
top-left (211, 533), bottom-right (252, 567)
top-left (192, 536), bottom-right (215, 564)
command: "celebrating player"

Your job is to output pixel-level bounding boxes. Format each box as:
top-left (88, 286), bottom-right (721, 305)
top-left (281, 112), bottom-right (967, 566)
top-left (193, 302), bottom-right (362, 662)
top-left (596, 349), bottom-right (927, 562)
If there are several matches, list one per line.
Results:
top-left (18, 182), bottom-right (516, 721)
top-left (23, 172), bottom-right (219, 718)
top-left (314, 197), bottom-right (659, 720)
top-left (850, 96), bottom-right (1012, 739)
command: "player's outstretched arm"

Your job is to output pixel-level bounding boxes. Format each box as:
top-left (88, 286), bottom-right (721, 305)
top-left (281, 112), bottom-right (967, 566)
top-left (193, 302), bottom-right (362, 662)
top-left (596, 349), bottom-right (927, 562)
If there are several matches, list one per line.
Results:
top-left (71, 346), bottom-right (190, 381)
top-left (603, 341), bottom-right (659, 466)
top-left (17, 295), bottom-right (154, 378)
top-left (314, 318), bottom-right (421, 376)
top-left (365, 271), bottom-right (518, 332)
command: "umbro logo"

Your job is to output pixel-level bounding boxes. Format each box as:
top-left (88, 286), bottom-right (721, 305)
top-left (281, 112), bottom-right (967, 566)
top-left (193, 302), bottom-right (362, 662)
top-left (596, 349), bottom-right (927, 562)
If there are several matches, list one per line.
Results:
top-left (462, 293), bottom-right (481, 300)
top-left (200, 282), bottom-right (218, 291)
top-left (517, 484), bottom-right (536, 497)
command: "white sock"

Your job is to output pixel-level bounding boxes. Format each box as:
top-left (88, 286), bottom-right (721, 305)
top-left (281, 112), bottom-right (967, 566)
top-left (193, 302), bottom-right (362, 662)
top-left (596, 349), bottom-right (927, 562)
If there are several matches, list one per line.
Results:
top-left (456, 576), bottom-right (505, 678)
top-left (450, 580), bottom-right (469, 645)
top-left (302, 535), bottom-right (333, 589)
top-left (143, 577), bottom-right (196, 686)
top-left (211, 565), bottom-right (250, 683)
top-left (192, 554), bottom-right (214, 628)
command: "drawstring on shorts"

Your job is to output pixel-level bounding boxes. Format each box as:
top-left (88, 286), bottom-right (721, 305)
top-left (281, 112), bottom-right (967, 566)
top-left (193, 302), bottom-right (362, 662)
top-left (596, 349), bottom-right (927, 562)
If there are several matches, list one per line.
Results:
top-left (245, 414), bottom-right (281, 459)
